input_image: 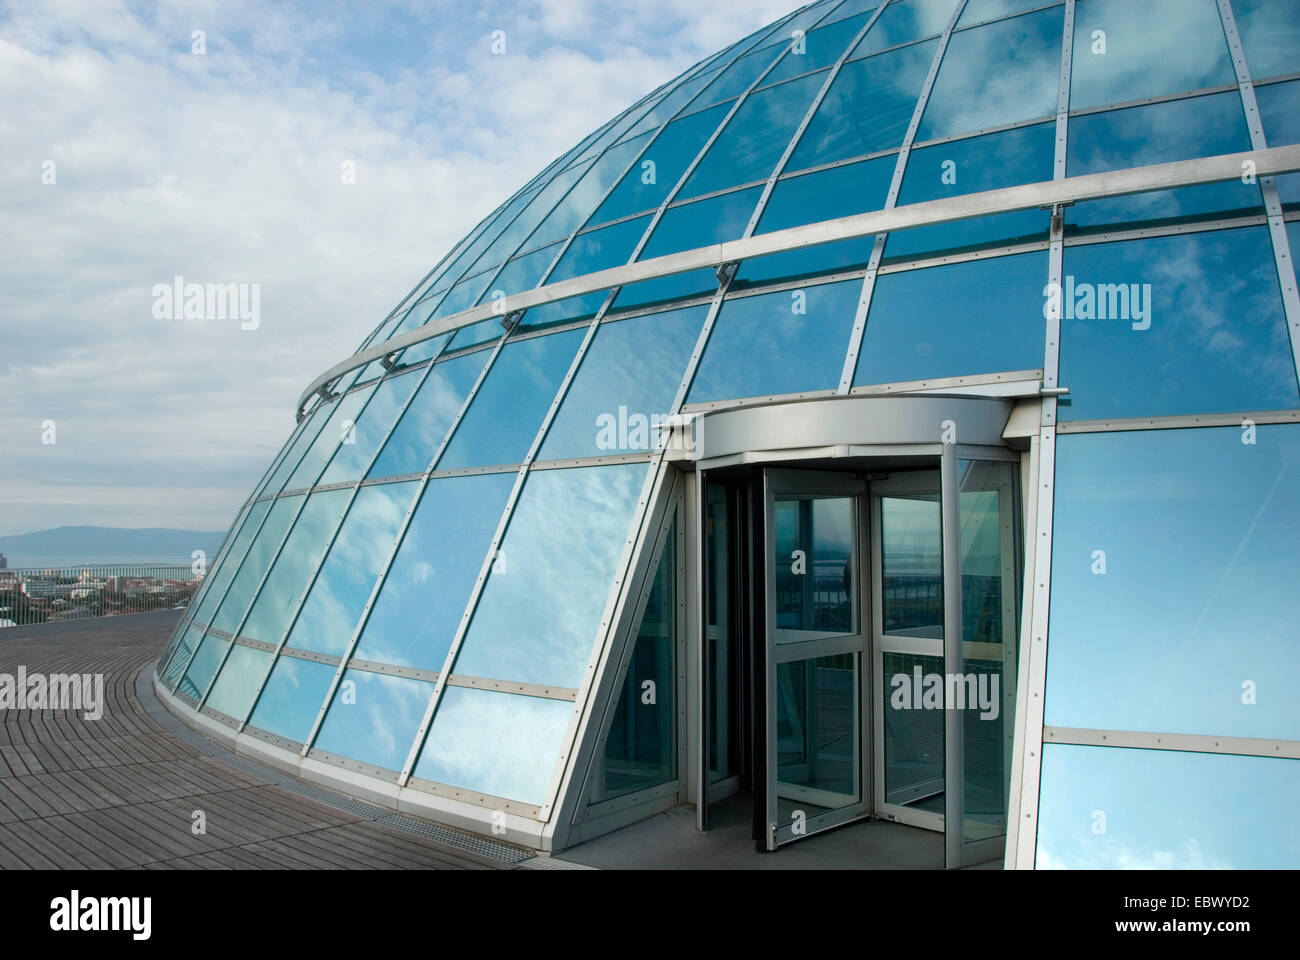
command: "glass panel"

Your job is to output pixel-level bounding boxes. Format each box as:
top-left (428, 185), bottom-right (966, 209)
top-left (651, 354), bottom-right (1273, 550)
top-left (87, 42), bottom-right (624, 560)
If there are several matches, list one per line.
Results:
top-left (189, 499), bottom-right (271, 626)
top-left (180, 633), bottom-right (230, 701)
top-left (239, 489), bottom-right (350, 644)
top-left (317, 369), bottom-right (423, 485)
top-left (1257, 79), bottom-right (1300, 147)
top-left (284, 386), bottom-right (376, 491)
top-left (761, 12), bottom-right (872, 86)
top-left (854, 251), bottom-right (1048, 386)
top-left (1234, 0), bottom-right (1300, 81)
top-left (886, 123), bottom-right (1054, 258)
top-left (622, 69), bottom-right (719, 141)
top-left (694, 47), bottom-right (781, 106)
top-left (366, 348), bottom-right (491, 480)
top-left (478, 242), bottom-right (562, 300)
top-left (395, 331), bottom-right (451, 367)
top-left (917, 6), bottom-right (1064, 141)
top-left (681, 73), bottom-right (826, 200)
top-left (208, 496), bottom-right (304, 635)
top-left (445, 317), bottom-right (505, 352)
top-left (851, 0), bottom-right (959, 54)
top-left (774, 496), bottom-right (855, 635)
top-left (591, 103), bottom-right (734, 225)
top-left (546, 216), bottom-right (653, 285)
top-left (422, 275), bottom-right (491, 327)
top-left (882, 651), bottom-right (945, 810)
top-left (414, 687), bottom-right (572, 805)
top-left (435, 185), bottom-right (542, 289)
top-left (525, 134), bottom-right (656, 250)
top-left (1057, 228), bottom-right (1299, 420)
top-left (775, 653), bottom-right (860, 826)
top-left (686, 279), bottom-right (861, 404)
top-left (437, 327), bottom-right (585, 469)
top-left (452, 463), bottom-right (649, 689)
top-left (353, 473), bottom-right (515, 671)
top-left (789, 39), bottom-right (937, 169)
top-left (1037, 744), bottom-right (1300, 869)
top-left (206, 644), bottom-right (272, 721)
top-left (1046, 425), bottom-right (1300, 740)
top-left (1066, 92), bottom-right (1258, 229)
top-left (248, 655), bottom-right (338, 745)
top-left (1069, 0), bottom-right (1234, 110)
top-left (285, 482), bottom-right (417, 657)
top-left (162, 625), bottom-right (203, 689)
top-left (590, 526), bottom-right (677, 804)
top-left (539, 304), bottom-right (706, 460)
top-left (264, 403), bottom-right (328, 494)
top-left (958, 0), bottom-right (1041, 26)
top-left (881, 492), bottom-right (943, 638)
top-left (705, 484), bottom-right (742, 784)
top-left (314, 669), bottom-right (433, 772)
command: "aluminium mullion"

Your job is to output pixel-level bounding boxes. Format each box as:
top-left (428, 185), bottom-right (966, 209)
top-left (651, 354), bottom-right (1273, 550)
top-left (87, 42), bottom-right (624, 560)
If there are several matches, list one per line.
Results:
top-left (167, 396), bottom-right (342, 694)
top-left (234, 349), bottom-right (452, 735)
top-left (296, 325), bottom-right (515, 758)
top-left (394, 286), bottom-right (624, 787)
top-left (837, 0), bottom-right (970, 394)
top-left (1219, 0), bottom-right (1300, 391)
top-left (194, 377), bottom-right (396, 711)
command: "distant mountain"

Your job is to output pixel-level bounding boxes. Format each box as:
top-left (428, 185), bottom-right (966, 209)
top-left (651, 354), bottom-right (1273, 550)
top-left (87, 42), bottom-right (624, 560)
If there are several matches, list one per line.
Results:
top-left (0, 526), bottom-right (223, 559)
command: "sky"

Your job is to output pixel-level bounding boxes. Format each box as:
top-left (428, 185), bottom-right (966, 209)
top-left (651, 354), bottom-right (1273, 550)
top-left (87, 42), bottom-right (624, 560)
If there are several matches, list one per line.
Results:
top-left (0, 0), bottom-right (796, 536)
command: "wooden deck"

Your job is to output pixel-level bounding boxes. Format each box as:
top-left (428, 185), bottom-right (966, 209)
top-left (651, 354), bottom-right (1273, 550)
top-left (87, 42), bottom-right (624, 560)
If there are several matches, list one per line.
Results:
top-left (0, 613), bottom-right (525, 870)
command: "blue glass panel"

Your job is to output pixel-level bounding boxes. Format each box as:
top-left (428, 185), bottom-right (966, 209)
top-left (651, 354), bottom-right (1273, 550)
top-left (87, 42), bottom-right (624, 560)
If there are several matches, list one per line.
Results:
top-left (851, 0), bottom-right (958, 55)
top-left (789, 39), bottom-right (937, 169)
top-left (263, 404), bottom-right (328, 494)
top-left (284, 385), bottom-right (376, 491)
top-left (546, 216), bottom-right (654, 286)
top-left (395, 330), bottom-right (451, 366)
top-left (162, 625), bottom-right (203, 689)
top-left (1037, 744), bottom-right (1300, 869)
top-left (248, 655), bottom-right (338, 745)
top-left (453, 463), bottom-right (648, 689)
top-left (477, 242), bottom-right (562, 302)
top-left (285, 482), bottom-right (417, 656)
top-left (1221, 0), bottom-right (1300, 82)
top-left (918, 7), bottom-right (1063, 141)
top-left (1057, 228), bottom-right (1298, 420)
top-left (190, 499), bottom-right (271, 626)
top-left (591, 104), bottom-right (733, 225)
top-left (208, 496), bottom-right (304, 635)
top-left (437, 328), bottom-right (585, 469)
top-left (695, 46), bottom-right (782, 106)
top-left (681, 72), bottom-right (825, 200)
top-left (423, 275), bottom-right (492, 327)
top-left (1047, 425), bottom-right (1300, 739)
top-left (762, 12), bottom-right (872, 86)
top-left (314, 669), bottom-right (433, 772)
top-left (353, 472), bottom-right (515, 671)
top-left (610, 268), bottom-right (719, 313)
top-left (435, 185), bottom-right (542, 291)
top-left (445, 317), bottom-right (505, 352)
top-left (1066, 92), bottom-right (1257, 228)
top-left (317, 369), bottom-right (423, 485)
top-left (540, 304), bottom-right (707, 460)
top-left (366, 349), bottom-right (491, 480)
top-left (622, 69), bottom-right (719, 141)
top-left (854, 251), bottom-right (1048, 385)
top-left (1257, 79), bottom-right (1300, 146)
top-left (1071, 0), bottom-right (1234, 109)
top-left (465, 159), bottom-right (595, 277)
top-left (518, 290), bottom-right (611, 333)
top-left (180, 633), bottom-right (229, 700)
top-left (414, 687), bottom-right (572, 805)
top-left (206, 644), bottom-right (272, 721)
top-left (527, 134), bottom-right (656, 249)
top-left (240, 489), bottom-right (350, 644)
top-left (885, 123), bottom-right (1055, 258)
top-left (958, 0), bottom-right (1041, 26)
top-left (688, 280), bottom-right (862, 404)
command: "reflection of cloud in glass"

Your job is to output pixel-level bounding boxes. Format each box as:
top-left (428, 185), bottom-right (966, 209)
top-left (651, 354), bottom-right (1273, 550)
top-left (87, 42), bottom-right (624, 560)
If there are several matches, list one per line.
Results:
top-left (249, 655), bottom-right (337, 743)
top-left (209, 496), bottom-right (304, 634)
top-left (315, 669), bottom-right (433, 772)
top-left (207, 644), bottom-right (272, 720)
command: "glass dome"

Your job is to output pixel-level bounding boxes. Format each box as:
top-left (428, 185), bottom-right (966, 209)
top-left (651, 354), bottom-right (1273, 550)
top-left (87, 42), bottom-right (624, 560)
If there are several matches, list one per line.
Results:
top-left (155, 0), bottom-right (1300, 864)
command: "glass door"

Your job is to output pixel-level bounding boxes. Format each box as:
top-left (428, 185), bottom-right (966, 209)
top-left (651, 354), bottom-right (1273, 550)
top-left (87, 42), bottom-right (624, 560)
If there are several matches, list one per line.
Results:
top-left (761, 468), bottom-right (868, 850)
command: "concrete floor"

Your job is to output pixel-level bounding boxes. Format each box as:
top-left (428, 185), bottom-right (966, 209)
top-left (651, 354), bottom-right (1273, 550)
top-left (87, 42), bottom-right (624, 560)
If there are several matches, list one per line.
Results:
top-left (557, 791), bottom-right (964, 869)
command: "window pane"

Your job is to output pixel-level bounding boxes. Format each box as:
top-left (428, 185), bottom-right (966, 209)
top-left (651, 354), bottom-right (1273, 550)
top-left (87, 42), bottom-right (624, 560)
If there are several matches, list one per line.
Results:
top-left (314, 669), bottom-right (433, 772)
top-left (1257, 79), bottom-right (1300, 147)
top-left (854, 251), bottom-right (1048, 386)
top-left (366, 349), bottom-right (491, 480)
top-left (881, 493), bottom-right (943, 637)
top-left (445, 317), bottom-right (504, 352)
top-left (206, 644), bottom-right (272, 721)
top-left (886, 123), bottom-right (1054, 258)
top-left (546, 215), bottom-right (653, 286)
top-left (190, 499), bottom-right (271, 626)
top-left (958, 0), bottom-right (1042, 26)
top-left (180, 632), bottom-right (229, 701)
top-left (882, 651), bottom-right (945, 809)
top-left (762, 12), bottom-right (872, 86)
top-left (479, 242), bottom-right (561, 300)
top-left (1046, 425), bottom-right (1300, 739)
top-left (851, 0), bottom-right (959, 54)
top-left (437, 328), bottom-right (585, 469)
top-left (525, 134), bottom-right (656, 250)
top-left (452, 463), bottom-right (649, 689)
top-left (284, 386), bottom-right (376, 491)
top-left (687, 279), bottom-right (862, 404)
top-left (1224, 0), bottom-right (1300, 82)
top-left (1037, 744), bottom-right (1300, 869)
top-left (209, 496), bottom-right (304, 635)
top-left (681, 73), bottom-right (826, 200)
top-left (591, 103), bottom-right (733, 225)
top-left (790, 39), bottom-right (937, 169)
top-left (285, 482), bottom-right (417, 657)
top-left (540, 305), bottom-right (706, 460)
top-left (264, 404), bottom-right (328, 494)
top-left (917, 6), bottom-right (1064, 141)
top-left (162, 625), bottom-right (203, 689)
top-left (395, 331), bottom-right (451, 366)
top-left (318, 369), bottom-right (423, 485)
top-left (1057, 228), bottom-right (1298, 420)
top-left (774, 496), bottom-right (854, 633)
top-left (248, 655), bottom-right (338, 745)
top-left (240, 489), bottom-right (350, 644)
top-left (1069, 0), bottom-right (1234, 110)
top-left (414, 686), bottom-right (572, 805)
top-left (353, 473), bottom-right (515, 671)
top-left (695, 47), bottom-right (781, 106)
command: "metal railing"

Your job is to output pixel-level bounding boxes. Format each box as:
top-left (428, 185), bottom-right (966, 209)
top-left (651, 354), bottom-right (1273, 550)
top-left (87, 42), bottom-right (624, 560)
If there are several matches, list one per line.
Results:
top-left (0, 565), bottom-right (201, 628)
